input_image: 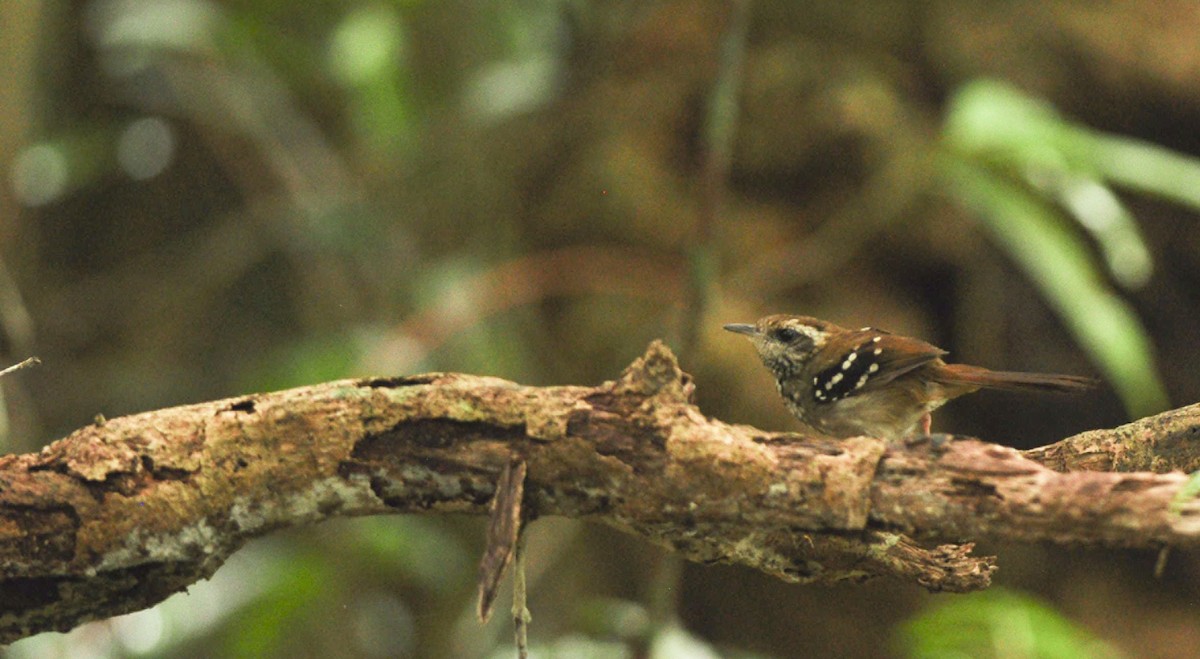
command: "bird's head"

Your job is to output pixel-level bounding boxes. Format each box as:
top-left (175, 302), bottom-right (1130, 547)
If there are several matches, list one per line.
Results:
top-left (723, 314), bottom-right (835, 378)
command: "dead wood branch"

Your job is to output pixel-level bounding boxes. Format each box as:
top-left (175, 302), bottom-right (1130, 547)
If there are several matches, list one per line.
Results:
top-left (1022, 402), bottom-right (1200, 473)
top-left (0, 341), bottom-right (1196, 642)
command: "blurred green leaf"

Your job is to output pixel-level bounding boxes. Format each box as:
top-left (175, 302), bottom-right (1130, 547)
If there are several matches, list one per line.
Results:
top-left (241, 333), bottom-right (362, 392)
top-left (350, 516), bottom-right (473, 592)
top-left (941, 80), bottom-right (1175, 418)
top-left (946, 79), bottom-right (1200, 212)
top-left (944, 80), bottom-right (1158, 291)
top-left (939, 155), bottom-right (1168, 417)
top-left (1084, 134), bottom-right (1200, 210)
top-left (575, 597), bottom-right (651, 641)
top-left (1044, 175), bottom-right (1150, 289)
top-left (896, 588), bottom-right (1123, 659)
top-left (328, 4), bottom-right (414, 155)
top-left (224, 550), bottom-right (332, 658)
top-left (649, 624), bottom-right (723, 659)
top-left (1170, 470), bottom-right (1200, 515)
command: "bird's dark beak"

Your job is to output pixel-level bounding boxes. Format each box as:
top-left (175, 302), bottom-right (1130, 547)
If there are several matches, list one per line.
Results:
top-left (723, 323), bottom-right (758, 337)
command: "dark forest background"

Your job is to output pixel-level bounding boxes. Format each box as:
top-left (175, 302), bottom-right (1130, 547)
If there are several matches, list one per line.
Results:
top-left (3, 1), bottom-right (1200, 657)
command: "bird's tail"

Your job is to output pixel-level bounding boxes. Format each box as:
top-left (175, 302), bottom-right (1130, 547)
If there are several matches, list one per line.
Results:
top-left (940, 364), bottom-right (1098, 394)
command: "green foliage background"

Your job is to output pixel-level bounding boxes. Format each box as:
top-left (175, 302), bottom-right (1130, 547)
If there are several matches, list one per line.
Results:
top-left (2, 1), bottom-right (1199, 657)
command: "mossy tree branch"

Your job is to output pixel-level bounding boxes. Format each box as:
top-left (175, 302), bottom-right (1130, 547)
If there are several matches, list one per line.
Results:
top-left (1, 342), bottom-right (1197, 643)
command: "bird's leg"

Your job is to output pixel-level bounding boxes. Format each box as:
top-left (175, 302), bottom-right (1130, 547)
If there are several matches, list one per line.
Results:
top-left (902, 413), bottom-right (936, 447)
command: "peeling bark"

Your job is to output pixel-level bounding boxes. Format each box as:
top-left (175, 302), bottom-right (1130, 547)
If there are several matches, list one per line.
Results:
top-left (0, 341), bottom-right (1197, 642)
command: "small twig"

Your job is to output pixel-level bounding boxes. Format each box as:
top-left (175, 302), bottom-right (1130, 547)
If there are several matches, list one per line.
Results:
top-left (0, 357), bottom-right (39, 379)
top-left (512, 532), bottom-right (531, 659)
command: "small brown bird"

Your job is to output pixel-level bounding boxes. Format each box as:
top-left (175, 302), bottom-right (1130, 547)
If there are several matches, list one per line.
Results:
top-left (724, 314), bottom-right (1096, 441)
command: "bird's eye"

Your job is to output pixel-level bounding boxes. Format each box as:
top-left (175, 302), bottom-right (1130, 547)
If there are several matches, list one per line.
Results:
top-left (773, 327), bottom-right (801, 342)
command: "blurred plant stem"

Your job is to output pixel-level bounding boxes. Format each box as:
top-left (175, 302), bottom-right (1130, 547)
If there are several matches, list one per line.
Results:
top-left (648, 551), bottom-right (684, 627)
top-left (679, 0), bottom-right (750, 360)
top-left (664, 2), bottom-right (751, 651)
top-left (512, 532), bottom-right (531, 659)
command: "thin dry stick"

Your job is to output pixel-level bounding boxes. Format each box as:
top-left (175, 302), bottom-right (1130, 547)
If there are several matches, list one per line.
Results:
top-left (0, 356), bottom-right (39, 378)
